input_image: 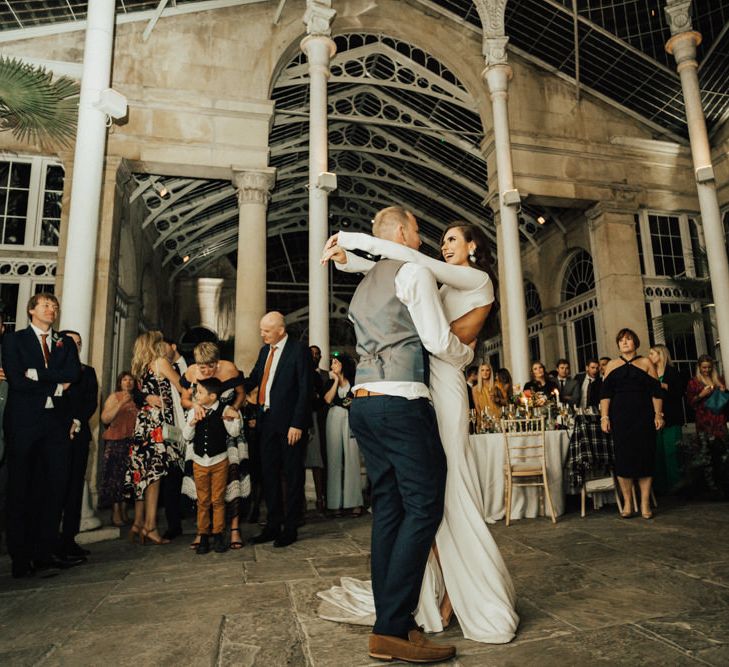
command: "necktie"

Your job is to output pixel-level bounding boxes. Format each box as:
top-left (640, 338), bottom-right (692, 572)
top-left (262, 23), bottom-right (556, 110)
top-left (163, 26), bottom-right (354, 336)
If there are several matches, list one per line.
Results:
top-left (258, 345), bottom-right (278, 405)
top-left (173, 362), bottom-right (181, 376)
top-left (40, 333), bottom-right (51, 367)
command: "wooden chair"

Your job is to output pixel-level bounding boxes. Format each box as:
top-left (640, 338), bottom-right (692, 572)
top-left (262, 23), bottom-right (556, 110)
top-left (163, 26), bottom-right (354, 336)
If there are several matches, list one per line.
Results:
top-left (503, 417), bottom-right (556, 526)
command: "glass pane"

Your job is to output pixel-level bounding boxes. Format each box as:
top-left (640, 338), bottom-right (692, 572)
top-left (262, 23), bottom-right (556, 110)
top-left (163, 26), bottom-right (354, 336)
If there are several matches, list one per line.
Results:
top-left (9, 162), bottom-right (31, 188)
top-left (6, 189), bottom-right (29, 217)
top-left (39, 219), bottom-right (60, 247)
top-left (45, 164), bottom-right (65, 191)
top-left (0, 161), bottom-right (9, 188)
top-left (43, 191), bottom-right (62, 218)
top-left (3, 218), bottom-right (25, 245)
top-left (0, 189), bottom-right (6, 214)
top-left (0, 281), bottom-right (20, 332)
top-left (34, 283), bottom-right (55, 295)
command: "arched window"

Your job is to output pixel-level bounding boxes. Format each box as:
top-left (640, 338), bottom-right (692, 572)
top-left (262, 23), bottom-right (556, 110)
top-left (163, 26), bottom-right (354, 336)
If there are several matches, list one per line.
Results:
top-left (524, 280), bottom-right (542, 318)
top-left (562, 250), bottom-right (595, 301)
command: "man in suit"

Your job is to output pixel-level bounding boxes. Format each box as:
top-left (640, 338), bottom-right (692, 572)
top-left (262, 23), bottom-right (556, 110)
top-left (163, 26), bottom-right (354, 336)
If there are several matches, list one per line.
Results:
top-left (58, 330), bottom-right (99, 560)
top-left (556, 358), bottom-right (580, 406)
top-left (245, 312), bottom-right (312, 547)
top-left (574, 358), bottom-right (603, 410)
top-left (2, 293), bottom-right (82, 577)
top-left (161, 336), bottom-right (187, 540)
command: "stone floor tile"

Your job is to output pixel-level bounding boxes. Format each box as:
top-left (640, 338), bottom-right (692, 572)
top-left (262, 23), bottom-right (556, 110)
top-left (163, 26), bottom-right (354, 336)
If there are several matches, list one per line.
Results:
top-left (0, 645), bottom-right (54, 666)
top-left (244, 558), bottom-right (318, 583)
top-left (310, 554), bottom-right (370, 578)
top-left (635, 607), bottom-right (729, 652)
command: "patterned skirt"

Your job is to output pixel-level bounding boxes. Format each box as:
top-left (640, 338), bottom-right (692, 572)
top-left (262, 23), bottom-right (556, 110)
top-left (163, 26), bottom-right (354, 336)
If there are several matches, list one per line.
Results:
top-left (98, 438), bottom-right (132, 507)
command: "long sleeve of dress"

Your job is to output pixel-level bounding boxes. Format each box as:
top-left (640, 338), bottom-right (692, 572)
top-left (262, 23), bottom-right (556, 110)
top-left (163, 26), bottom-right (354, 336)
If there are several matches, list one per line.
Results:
top-left (336, 231), bottom-right (494, 302)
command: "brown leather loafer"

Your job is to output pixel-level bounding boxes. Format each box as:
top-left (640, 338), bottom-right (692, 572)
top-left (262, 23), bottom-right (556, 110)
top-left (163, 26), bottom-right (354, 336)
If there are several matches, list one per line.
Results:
top-left (368, 629), bottom-right (456, 663)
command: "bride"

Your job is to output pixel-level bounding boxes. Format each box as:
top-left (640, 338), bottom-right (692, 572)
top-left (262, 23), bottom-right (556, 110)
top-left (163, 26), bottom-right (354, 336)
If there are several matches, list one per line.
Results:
top-left (318, 223), bottom-right (518, 643)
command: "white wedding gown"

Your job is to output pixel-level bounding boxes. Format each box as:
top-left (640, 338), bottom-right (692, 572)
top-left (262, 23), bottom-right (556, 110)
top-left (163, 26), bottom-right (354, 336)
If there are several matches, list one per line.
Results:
top-left (317, 233), bottom-right (519, 643)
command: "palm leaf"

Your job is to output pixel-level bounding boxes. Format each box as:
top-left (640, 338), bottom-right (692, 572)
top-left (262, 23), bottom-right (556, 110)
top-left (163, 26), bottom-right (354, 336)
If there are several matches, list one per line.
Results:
top-left (0, 56), bottom-right (80, 147)
top-left (652, 311), bottom-right (706, 340)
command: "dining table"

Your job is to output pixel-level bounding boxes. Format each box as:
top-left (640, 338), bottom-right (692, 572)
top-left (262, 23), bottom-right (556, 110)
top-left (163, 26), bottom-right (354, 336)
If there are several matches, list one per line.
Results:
top-left (565, 413), bottom-right (616, 493)
top-left (469, 429), bottom-right (570, 523)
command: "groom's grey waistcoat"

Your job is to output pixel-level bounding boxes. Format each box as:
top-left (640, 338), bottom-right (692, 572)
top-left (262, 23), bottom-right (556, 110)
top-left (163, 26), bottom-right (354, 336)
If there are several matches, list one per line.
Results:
top-left (349, 258), bottom-right (428, 385)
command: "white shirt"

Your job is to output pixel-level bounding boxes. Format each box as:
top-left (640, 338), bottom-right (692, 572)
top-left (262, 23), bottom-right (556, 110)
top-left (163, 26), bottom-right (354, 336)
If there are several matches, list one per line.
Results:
top-left (352, 262), bottom-right (473, 400)
top-left (182, 400), bottom-right (241, 467)
top-left (27, 323), bottom-right (63, 408)
top-left (263, 334), bottom-right (288, 410)
top-left (174, 355), bottom-right (188, 375)
top-left (580, 374), bottom-right (595, 410)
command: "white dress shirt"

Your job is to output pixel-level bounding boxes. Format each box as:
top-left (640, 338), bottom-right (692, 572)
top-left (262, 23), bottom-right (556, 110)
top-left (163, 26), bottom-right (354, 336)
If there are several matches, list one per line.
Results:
top-left (182, 399), bottom-right (241, 467)
top-left (352, 262), bottom-right (474, 400)
top-left (263, 334), bottom-right (288, 410)
top-left (580, 375), bottom-right (594, 410)
top-left (27, 323), bottom-right (63, 408)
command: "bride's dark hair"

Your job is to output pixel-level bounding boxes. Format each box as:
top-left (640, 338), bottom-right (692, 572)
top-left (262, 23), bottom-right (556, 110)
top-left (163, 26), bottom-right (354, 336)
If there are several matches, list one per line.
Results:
top-left (440, 222), bottom-right (495, 279)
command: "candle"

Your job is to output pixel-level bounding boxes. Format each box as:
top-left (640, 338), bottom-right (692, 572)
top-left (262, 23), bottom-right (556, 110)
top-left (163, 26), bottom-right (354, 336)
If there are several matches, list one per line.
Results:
top-left (553, 388), bottom-right (562, 409)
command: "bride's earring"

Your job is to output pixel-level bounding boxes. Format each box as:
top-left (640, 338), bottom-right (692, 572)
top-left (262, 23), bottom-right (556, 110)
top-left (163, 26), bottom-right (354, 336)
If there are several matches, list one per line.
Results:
top-left (468, 249), bottom-right (476, 263)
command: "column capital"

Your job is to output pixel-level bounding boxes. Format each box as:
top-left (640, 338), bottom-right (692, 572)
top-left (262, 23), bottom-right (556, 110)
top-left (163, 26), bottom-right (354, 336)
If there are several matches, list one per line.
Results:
top-left (303, 0), bottom-right (336, 37)
top-left (300, 33), bottom-right (337, 65)
top-left (664, 0), bottom-right (693, 36)
top-left (231, 167), bottom-right (276, 206)
top-left (483, 35), bottom-right (509, 68)
top-left (666, 30), bottom-right (702, 68)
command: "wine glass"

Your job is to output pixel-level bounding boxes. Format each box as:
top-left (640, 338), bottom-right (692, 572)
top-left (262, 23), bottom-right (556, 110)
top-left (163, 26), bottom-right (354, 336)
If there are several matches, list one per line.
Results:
top-left (468, 409), bottom-right (477, 435)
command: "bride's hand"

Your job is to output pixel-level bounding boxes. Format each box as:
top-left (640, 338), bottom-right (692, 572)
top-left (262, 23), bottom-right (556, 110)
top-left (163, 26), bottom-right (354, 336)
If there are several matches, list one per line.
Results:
top-left (320, 244), bottom-right (346, 266)
top-left (324, 232), bottom-right (340, 250)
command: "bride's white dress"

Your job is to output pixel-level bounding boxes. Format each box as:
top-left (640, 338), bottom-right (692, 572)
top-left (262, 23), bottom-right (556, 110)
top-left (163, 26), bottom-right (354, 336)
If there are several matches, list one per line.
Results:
top-left (317, 233), bottom-right (519, 643)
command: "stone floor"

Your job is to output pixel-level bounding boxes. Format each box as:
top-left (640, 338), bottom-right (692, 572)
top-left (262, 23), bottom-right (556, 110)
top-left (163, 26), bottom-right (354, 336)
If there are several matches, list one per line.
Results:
top-left (1, 499), bottom-right (729, 666)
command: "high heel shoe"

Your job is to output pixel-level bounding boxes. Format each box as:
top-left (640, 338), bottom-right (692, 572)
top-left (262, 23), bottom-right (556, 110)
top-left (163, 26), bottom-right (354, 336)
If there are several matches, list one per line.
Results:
top-left (141, 527), bottom-right (170, 546)
top-left (128, 524), bottom-right (143, 544)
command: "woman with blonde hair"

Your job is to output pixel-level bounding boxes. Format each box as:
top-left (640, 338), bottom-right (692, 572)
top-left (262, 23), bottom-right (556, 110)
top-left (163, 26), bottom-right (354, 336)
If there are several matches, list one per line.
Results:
top-left (648, 344), bottom-right (686, 494)
top-left (125, 330), bottom-right (184, 545)
top-left (471, 363), bottom-right (500, 424)
top-left (686, 354), bottom-right (727, 440)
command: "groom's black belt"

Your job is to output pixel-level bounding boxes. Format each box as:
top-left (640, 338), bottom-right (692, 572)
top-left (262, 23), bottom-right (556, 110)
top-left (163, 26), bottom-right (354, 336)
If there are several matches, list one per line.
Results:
top-left (354, 389), bottom-right (385, 398)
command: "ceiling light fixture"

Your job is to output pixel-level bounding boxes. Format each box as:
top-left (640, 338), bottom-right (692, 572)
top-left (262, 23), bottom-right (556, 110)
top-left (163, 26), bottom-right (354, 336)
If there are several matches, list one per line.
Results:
top-left (183, 255), bottom-right (190, 263)
top-left (537, 215), bottom-right (546, 224)
top-left (152, 180), bottom-right (170, 199)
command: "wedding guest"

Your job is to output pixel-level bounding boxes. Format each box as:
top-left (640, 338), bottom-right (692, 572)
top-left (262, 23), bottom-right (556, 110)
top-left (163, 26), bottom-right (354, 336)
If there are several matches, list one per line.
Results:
top-left (648, 345), bottom-right (685, 494)
top-left (556, 358), bottom-right (579, 405)
top-left (180, 342), bottom-right (247, 550)
top-left (243, 386), bottom-right (263, 523)
top-left (495, 368), bottom-right (513, 403)
top-left (310, 344), bottom-right (329, 512)
top-left (126, 330), bottom-right (184, 546)
top-left (58, 330), bottom-right (99, 561)
top-left (599, 356), bottom-right (611, 378)
top-left (99, 371), bottom-right (138, 527)
top-left (685, 355), bottom-right (728, 496)
top-left (686, 355), bottom-right (727, 441)
top-left (601, 328), bottom-right (663, 519)
top-left (472, 363), bottom-right (500, 420)
top-left (182, 377), bottom-right (241, 555)
top-left (573, 358), bottom-right (602, 410)
top-left (466, 365), bottom-right (478, 410)
top-left (524, 361), bottom-right (559, 396)
top-left (324, 354), bottom-right (363, 517)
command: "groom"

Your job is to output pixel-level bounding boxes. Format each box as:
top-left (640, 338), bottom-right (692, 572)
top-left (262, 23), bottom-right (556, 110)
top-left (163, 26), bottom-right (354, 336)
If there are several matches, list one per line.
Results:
top-left (324, 207), bottom-right (473, 663)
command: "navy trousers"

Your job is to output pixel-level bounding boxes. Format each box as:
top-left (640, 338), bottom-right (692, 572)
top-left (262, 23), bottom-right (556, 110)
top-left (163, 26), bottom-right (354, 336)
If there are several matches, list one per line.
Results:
top-left (349, 395), bottom-right (446, 638)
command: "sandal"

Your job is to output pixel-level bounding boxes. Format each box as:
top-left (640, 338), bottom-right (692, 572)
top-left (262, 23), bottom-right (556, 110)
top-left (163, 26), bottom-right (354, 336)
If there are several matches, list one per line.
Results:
top-left (189, 534), bottom-right (201, 550)
top-left (229, 528), bottom-right (244, 550)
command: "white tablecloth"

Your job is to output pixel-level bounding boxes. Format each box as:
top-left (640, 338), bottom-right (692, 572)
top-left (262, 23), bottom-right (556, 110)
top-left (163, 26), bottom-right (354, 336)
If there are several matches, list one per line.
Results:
top-left (469, 431), bottom-right (570, 523)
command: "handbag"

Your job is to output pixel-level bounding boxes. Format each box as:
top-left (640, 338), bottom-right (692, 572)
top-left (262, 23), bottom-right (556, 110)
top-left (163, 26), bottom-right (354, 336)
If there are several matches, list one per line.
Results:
top-left (156, 360), bottom-right (183, 444)
top-left (705, 388), bottom-right (729, 415)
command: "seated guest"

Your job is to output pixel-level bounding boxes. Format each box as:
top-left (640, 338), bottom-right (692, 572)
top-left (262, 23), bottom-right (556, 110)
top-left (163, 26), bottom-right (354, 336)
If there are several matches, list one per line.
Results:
top-left (324, 354), bottom-right (363, 517)
top-left (99, 371), bottom-right (138, 527)
top-left (555, 358), bottom-right (579, 405)
top-left (495, 368), bottom-right (513, 404)
top-left (524, 361), bottom-right (559, 396)
top-left (58, 330), bottom-right (99, 561)
top-left (649, 345), bottom-right (685, 494)
top-left (180, 342), bottom-right (247, 550)
top-left (472, 363), bottom-right (501, 419)
top-left (182, 377), bottom-right (241, 554)
top-left (574, 358), bottom-right (602, 410)
top-left (3, 293), bottom-right (82, 577)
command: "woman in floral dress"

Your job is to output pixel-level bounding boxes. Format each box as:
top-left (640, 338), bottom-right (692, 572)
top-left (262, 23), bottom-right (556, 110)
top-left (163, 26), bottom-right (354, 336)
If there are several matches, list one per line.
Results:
top-left (126, 331), bottom-right (184, 545)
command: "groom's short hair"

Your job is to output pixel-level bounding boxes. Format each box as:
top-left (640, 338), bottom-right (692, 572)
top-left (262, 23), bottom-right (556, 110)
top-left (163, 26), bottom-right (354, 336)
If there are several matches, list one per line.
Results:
top-left (373, 206), bottom-right (413, 239)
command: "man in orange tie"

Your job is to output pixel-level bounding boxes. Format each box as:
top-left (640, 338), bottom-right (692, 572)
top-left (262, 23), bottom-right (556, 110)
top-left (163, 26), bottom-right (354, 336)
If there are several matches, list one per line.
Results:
top-left (244, 311), bottom-right (313, 547)
top-left (2, 293), bottom-right (81, 577)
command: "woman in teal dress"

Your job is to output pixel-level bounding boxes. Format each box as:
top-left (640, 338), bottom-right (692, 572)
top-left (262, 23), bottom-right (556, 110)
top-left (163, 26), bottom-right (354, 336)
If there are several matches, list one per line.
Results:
top-left (648, 345), bottom-right (685, 494)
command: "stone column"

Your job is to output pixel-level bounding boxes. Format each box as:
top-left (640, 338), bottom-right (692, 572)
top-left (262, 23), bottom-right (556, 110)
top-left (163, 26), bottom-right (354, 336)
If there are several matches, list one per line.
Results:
top-left (232, 168), bottom-right (276, 373)
top-left (482, 38), bottom-right (530, 386)
top-left (58, 0), bottom-right (116, 356)
top-left (665, 0), bottom-right (729, 366)
top-left (301, 0), bottom-right (336, 363)
top-left (586, 202), bottom-right (649, 354)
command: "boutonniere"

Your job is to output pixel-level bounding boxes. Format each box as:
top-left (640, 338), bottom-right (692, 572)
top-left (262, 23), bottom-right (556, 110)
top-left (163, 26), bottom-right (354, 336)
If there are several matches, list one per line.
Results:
top-left (55, 339), bottom-right (64, 349)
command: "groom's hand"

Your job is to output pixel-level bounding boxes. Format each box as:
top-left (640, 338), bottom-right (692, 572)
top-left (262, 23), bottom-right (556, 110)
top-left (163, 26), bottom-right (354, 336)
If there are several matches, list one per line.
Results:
top-left (287, 427), bottom-right (303, 446)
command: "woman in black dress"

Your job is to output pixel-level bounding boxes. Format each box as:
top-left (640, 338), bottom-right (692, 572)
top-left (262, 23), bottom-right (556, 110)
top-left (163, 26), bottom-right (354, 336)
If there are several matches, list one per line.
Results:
top-left (600, 328), bottom-right (664, 519)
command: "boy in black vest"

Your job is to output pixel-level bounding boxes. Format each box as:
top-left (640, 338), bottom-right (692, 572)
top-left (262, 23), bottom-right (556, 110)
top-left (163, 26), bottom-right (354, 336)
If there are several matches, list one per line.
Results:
top-left (182, 377), bottom-right (241, 554)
